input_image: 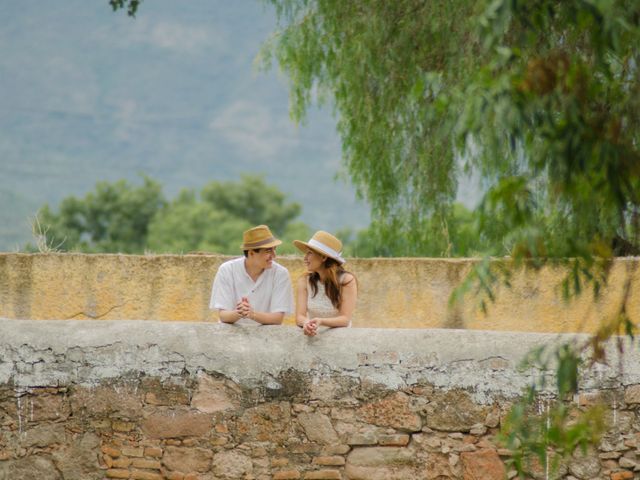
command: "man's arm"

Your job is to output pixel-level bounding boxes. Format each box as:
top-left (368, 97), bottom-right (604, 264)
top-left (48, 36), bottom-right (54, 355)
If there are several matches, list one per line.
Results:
top-left (218, 309), bottom-right (243, 324)
top-left (261, 267), bottom-right (294, 326)
top-left (245, 309), bottom-right (285, 325)
top-left (210, 263), bottom-right (241, 323)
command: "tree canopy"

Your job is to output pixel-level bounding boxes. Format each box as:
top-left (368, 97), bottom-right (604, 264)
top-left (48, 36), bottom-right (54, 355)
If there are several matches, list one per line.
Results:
top-left (32, 175), bottom-right (308, 255)
top-left (261, 0), bottom-right (639, 261)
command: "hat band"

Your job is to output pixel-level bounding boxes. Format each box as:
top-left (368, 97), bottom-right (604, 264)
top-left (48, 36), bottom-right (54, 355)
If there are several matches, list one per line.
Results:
top-left (308, 239), bottom-right (343, 261)
top-left (244, 236), bottom-right (278, 249)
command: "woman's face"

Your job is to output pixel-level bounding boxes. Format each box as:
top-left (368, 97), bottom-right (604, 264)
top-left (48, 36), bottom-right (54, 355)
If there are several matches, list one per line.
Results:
top-left (304, 249), bottom-right (325, 272)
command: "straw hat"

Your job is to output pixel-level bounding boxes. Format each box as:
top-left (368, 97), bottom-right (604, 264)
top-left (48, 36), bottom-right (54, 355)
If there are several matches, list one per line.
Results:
top-left (293, 231), bottom-right (345, 264)
top-left (240, 225), bottom-right (282, 250)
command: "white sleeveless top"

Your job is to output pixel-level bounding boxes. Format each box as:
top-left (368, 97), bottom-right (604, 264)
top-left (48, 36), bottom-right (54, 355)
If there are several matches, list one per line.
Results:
top-left (307, 276), bottom-right (352, 327)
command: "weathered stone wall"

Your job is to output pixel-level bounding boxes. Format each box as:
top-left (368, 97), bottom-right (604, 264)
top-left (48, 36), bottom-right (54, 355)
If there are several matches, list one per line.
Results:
top-left (1, 319), bottom-right (639, 479)
top-left (0, 253), bottom-right (639, 333)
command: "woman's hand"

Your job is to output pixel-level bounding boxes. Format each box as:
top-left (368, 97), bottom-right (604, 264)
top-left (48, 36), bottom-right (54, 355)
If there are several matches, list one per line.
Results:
top-left (303, 318), bottom-right (322, 336)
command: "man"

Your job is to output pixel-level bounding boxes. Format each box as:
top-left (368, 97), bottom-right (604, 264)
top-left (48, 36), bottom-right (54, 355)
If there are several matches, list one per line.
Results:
top-left (210, 225), bottom-right (293, 325)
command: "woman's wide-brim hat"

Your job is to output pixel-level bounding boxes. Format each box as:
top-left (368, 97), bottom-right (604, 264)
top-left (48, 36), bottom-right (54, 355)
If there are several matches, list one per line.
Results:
top-left (240, 225), bottom-right (282, 250)
top-left (293, 230), bottom-right (345, 264)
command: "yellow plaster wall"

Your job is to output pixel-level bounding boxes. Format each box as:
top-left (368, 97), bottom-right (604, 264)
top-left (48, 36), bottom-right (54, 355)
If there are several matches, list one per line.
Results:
top-left (0, 253), bottom-right (637, 333)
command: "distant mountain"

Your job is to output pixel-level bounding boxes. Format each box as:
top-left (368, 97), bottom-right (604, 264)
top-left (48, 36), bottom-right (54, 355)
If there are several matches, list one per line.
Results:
top-left (0, 0), bottom-right (370, 251)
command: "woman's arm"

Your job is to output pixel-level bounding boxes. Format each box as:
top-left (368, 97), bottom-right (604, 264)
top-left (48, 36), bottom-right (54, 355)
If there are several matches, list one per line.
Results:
top-left (295, 275), bottom-right (310, 328)
top-left (313, 273), bottom-right (357, 328)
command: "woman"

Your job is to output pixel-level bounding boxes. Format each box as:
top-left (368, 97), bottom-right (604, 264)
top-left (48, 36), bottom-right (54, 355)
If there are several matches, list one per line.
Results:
top-left (293, 231), bottom-right (357, 336)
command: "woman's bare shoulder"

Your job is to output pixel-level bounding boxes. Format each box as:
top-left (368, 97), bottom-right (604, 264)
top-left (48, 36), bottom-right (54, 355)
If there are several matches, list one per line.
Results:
top-left (340, 272), bottom-right (356, 285)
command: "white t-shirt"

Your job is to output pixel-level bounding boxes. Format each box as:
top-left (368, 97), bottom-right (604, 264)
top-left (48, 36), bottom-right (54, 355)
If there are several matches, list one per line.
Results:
top-left (209, 257), bottom-right (293, 325)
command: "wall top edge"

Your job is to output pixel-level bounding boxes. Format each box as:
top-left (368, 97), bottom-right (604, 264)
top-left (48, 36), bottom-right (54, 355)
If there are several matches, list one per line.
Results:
top-left (0, 252), bottom-right (639, 263)
top-left (1, 319), bottom-right (638, 398)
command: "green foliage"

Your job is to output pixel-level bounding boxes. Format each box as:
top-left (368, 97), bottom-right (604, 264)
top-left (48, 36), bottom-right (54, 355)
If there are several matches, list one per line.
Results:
top-left (30, 176), bottom-right (166, 253)
top-left (146, 190), bottom-right (251, 254)
top-left (31, 175), bottom-right (307, 255)
top-left (262, 0), bottom-right (481, 252)
top-left (499, 342), bottom-right (609, 477)
top-left (342, 203), bottom-right (484, 257)
top-left (263, 0), bottom-right (640, 261)
top-left (201, 175), bottom-right (301, 236)
top-left (109, 0), bottom-right (141, 16)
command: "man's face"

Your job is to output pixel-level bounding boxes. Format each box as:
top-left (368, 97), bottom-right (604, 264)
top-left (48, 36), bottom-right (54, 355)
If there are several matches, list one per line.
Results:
top-left (250, 247), bottom-right (276, 269)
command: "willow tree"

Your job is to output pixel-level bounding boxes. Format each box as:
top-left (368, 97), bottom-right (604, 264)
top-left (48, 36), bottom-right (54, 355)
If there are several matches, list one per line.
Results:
top-left (262, 0), bottom-right (640, 475)
top-left (261, 0), bottom-right (639, 260)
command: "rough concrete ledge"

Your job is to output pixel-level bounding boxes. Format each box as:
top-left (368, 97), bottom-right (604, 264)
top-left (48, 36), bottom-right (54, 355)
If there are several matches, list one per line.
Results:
top-left (1, 319), bottom-right (638, 403)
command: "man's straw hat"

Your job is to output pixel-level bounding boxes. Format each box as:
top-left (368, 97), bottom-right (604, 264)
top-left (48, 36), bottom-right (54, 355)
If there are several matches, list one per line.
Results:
top-left (240, 225), bottom-right (282, 250)
top-left (293, 231), bottom-right (345, 264)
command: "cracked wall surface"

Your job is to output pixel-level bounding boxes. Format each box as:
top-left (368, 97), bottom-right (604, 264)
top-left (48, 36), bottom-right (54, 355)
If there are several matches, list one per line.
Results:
top-left (0, 253), bottom-right (639, 332)
top-left (1, 319), bottom-right (640, 479)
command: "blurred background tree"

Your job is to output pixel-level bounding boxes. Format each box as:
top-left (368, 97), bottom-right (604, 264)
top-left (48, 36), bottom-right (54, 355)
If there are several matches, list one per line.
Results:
top-left (32, 176), bottom-right (166, 254)
top-left (30, 174), bottom-right (309, 255)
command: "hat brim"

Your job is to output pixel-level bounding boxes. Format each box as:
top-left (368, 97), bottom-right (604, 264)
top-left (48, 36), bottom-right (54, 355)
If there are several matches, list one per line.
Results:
top-left (293, 240), bottom-right (345, 264)
top-left (241, 238), bottom-right (282, 250)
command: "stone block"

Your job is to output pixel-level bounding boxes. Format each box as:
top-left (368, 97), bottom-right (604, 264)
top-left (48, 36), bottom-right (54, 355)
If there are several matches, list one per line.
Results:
top-left (102, 445), bottom-right (122, 458)
top-left (144, 446), bottom-right (163, 458)
top-left (113, 457), bottom-right (132, 468)
top-left (51, 432), bottom-right (102, 480)
top-left (460, 449), bottom-right (506, 480)
top-left (271, 457), bottom-right (289, 467)
top-left (610, 472), bottom-right (634, 480)
top-left (166, 472), bottom-right (185, 480)
top-left (304, 469), bottom-right (342, 479)
top-left (142, 378), bottom-right (191, 407)
top-left (378, 434), bottom-right (410, 446)
top-left (191, 374), bottom-right (240, 413)
top-left (344, 464), bottom-right (421, 480)
top-left (273, 470), bottom-right (301, 480)
top-left (424, 452), bottom-right (455, 479)
top-left (425, 390), bottom-right (489, 432)
top-left (321, 445), bottom-right (350, 455)
top-left (131, 470), bottom-right (163, 480)
top-left (357, 392), bottom-right (422, 432)
top-left (347, 446), bottom-right (417, 467)
top-left (20, 423), bottom-right (66, 448)
top-left (212, 450), bottom-right (253, 478)
top-left (106, 469), bottom-right (131, 479)
top-left (298, 412), bottom-right (339, 444)
top-left (71, 384), bottom-right (142, 420)
top-left (0, 456), bottom-right (62, 480)
top-left (141, 409), bottom-right (211, 439)
top-left (312, 455), bottom-right (346, 466)
top-left (163, 446), bottom-right (213, 473)
top-left (346, 431), bottom-right (377, 446)
top-left (112, 420), bottom-right (136, 432)
top-left (131, 458), bottom-right (162, 469)
top-left (237, 403), bottom-right (291, 443)
top-left (624, 384), bottom-right (640, 405)
top-left (25, 394), bottom-right (71, 422)
top-left (122, 447), bottom-right (145, 457)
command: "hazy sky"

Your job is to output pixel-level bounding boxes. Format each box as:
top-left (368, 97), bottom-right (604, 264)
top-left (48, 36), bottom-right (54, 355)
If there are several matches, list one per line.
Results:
top-left (0, 0), bottom-right (370, 249)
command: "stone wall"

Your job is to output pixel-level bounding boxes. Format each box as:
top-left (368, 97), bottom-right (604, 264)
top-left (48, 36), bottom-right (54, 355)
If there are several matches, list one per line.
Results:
top-left (1, 319), bottom-right (639, 479)
top-left (0, 253), bottom-right (639, 333)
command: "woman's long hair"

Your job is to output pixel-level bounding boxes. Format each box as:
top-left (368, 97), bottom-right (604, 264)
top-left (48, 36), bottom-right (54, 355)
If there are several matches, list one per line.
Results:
top-left (308, 258), bottom-right (355, 309)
